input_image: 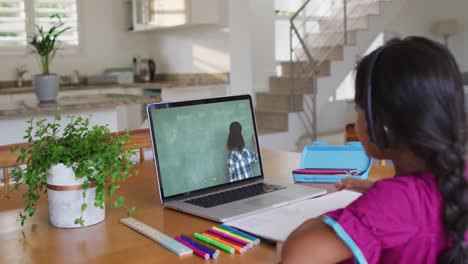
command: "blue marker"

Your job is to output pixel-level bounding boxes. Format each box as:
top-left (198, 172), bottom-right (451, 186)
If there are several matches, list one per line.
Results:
top-left (219, 224), bottom-right (260, 245)
top-left (180, 234), bottom-right (220, 259)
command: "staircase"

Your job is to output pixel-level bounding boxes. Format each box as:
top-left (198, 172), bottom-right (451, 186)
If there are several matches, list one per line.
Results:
top-left (256, 0), bottom-right (407, 151)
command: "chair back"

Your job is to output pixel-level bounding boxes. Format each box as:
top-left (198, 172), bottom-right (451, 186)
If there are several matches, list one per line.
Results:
top-left (345, 123), bottom-right (359, 142)
top-left (344, 123), bottom-right (389, 167)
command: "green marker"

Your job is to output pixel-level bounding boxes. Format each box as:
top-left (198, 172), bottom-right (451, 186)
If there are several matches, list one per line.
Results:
top-left (194, 232), bottom-right (235, 254)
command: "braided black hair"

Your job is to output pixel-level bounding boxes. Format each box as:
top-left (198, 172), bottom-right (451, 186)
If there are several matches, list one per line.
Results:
top-left (355, 36), bottom-right (468, 263)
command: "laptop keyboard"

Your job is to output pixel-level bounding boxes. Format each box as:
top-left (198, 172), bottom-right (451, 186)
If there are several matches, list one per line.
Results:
top-left (185, 183), bottom-right (286, 208)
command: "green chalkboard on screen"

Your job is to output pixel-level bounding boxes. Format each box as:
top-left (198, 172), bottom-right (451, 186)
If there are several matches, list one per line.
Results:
top-left (151, 99), bottom-right (261, 197)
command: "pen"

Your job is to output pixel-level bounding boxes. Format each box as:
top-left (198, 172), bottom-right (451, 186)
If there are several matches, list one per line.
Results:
top-left (194, 232), bottom-right (235, 254)
top-left (212, 226), bottom-right (254, 244)
top-left (219, 224), bottom-right (261, 245)
top-left (219, 225), bottom-right (277, 246)
top-left (292, 168), bottom-right (361, 175)
top-left (207, 228), bottom-right (251, 247)
top-left (180, 235), bottom-right (220, 259)
top-left (202, 232), bottom-right (248, 254)
top-left (175, 237), bottom-right (210, 259)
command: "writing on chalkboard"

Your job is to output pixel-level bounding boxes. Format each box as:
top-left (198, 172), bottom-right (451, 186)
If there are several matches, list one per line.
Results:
top-left (198, 111), bottom-right (207, 118)
top-left (176, 113), bottom-right (192, 122)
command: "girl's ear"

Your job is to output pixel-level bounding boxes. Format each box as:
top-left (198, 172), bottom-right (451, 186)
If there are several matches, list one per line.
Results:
top-left (356, 109), bottom-right (390, 160)
top-left (365, 141), bottom-right (388, 160)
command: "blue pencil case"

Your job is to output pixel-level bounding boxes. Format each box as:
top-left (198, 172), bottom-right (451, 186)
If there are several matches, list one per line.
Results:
top-left (292, 141), bottom-right (372, 183)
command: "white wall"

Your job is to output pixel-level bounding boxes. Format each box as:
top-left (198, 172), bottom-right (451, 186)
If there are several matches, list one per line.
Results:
top-left (250, 1), bottom-right (276, 93)
top-left (228, 0), bottom-right (275, 95)
top-left (311, 0), bottom-right (468, 135)
top-left (148, 26), bottom-right (230, 74)
top-left (228, 0), bottom-right (252, 95)
top-left (387, 0), bottom-right (468, 71)
top-left (0, 0), bottom-right (151, 81)
top-left (148, 0), bottom-right (275, 97)
top-left (148, 0), bottom-right (230, 75)
top-left (312, 0), bottom-right (408, 135)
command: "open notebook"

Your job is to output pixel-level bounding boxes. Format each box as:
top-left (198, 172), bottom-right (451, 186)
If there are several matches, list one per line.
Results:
top-left (224, 190), bottom-right (361, 242)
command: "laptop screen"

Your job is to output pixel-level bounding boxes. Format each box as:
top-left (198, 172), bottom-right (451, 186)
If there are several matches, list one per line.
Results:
top-left (147, 95), bottom-right (263, 199)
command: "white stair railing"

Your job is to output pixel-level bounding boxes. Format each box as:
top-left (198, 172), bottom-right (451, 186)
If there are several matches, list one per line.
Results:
top-left (289, 0), bottom-right (383, 141)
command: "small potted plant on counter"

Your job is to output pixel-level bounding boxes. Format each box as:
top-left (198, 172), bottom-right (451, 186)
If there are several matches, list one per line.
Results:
top-left (5, 114), bottom-right (137, 228)
top-left (30, 14), bottom-right (70, 104)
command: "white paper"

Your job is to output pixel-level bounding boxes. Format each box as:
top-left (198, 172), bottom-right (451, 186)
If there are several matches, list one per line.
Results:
top-left (225, 190), bottom-right (361, 242)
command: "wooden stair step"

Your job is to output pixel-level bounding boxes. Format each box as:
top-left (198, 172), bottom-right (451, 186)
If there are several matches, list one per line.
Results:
top-left (258, 128), bottom-right (288, 135)
top-left (304, 31), bottom-right (356, 47)
top-left (269, 76), bottom-right (315, 95)
top-left (255, 110), bottom-right (289, 132)
top-left (279, 60), bottom-right (331, 77)
top-left (294, 46), bottom-right (344, 62)
top-left (343, 0), bottom-right (390, 6)
top-left (256, 92), bottom-right (303, 112)
top-left (331, 2), bottom-right (380, 18)
top-left (319, 16), bottom-right (368, 32)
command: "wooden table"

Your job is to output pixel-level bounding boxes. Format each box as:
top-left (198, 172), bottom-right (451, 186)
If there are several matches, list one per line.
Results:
top-left (0, 149), bottom-right (394, 264)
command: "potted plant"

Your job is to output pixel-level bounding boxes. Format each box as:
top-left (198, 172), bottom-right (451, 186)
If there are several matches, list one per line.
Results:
top-left (30, 14), bottom-right (70, 104)
top-left (4, 114), bottom-right (137, 228)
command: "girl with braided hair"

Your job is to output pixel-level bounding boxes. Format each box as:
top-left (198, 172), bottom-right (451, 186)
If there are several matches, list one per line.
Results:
top-left (282, 36), bottom-right (468, 263)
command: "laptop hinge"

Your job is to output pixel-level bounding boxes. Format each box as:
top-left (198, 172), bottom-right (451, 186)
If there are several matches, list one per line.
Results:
top-left (164, 178), bottom-right (264, 202)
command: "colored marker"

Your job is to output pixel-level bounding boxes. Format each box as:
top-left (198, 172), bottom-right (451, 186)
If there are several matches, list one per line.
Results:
top-left (202, 232), bottom-right (248, 254)
top-left (175, 237), bottom-right (210, 259)
top-left (184, 238), bottom-right (221, 259)
top-left (194, 232), bottom-right (235, 254)
top-left (178, 236), bottom-right (214, 259)
top-left (180, 235), bottom-right (220, 259)
top-left (220, 224), bottom-right (261, 245)
top-left (212, 226), bottom-right (253, 244)
top-left (292, 168), bottom-right (361, 175)
top-left (206, 229), bottom-right (250, 248)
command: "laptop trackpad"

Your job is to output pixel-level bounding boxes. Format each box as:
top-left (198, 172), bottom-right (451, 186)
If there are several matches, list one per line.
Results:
top-left (243, 195), bottom-right (288, 207)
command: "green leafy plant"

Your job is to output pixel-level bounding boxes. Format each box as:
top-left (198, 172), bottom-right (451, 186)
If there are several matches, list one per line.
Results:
top-left (30, 14), bottom-right (70, 75)
top-left (4, 114), bottom-right (138, 226)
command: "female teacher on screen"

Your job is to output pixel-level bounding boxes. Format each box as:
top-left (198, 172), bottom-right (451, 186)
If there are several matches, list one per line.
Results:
top-left (226, 121), bottom-right (259, 182)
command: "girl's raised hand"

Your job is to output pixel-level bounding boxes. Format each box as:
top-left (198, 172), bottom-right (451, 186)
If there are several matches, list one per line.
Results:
top-left (335, 178), bottom-right (374, 193)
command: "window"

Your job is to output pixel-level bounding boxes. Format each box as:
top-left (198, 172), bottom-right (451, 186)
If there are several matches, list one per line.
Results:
top-left (34, 0), bottom-right (79, 46)
top-left (0, 0), bottom-right (78, 48)
top-left (0, 0), bottom-right (27, 46)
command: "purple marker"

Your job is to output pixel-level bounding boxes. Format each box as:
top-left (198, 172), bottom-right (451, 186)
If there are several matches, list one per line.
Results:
top-left (180, 235), bottom-right (220, 259)
top-left (175, 237), bottom-right (210, 259)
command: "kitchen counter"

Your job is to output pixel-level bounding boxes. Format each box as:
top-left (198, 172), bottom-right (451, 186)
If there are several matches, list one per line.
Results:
top-left (0, 73), bottom-right (229, 95)
top-left (0, 82), bottom-right (166, 95)
top-left (0, 93), bottom-right (161, 119)
top-left (0, 73), bottom-right (228, 146)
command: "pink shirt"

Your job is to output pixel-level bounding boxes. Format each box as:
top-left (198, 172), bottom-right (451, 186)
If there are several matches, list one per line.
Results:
top-left (324, 172), bottom-right (454, 264)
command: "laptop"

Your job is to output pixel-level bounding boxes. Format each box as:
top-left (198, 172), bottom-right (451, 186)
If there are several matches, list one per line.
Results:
top-left (147, 94), bottom-right (325, 222)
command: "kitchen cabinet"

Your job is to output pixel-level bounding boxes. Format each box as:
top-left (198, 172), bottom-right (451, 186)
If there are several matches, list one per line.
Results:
top-left (59, 89), bottom-right (101, 97)
top-left (131, 0), bottom-right (219, 31)
top-left (0, 95), bottom-right (11, 105)
top-left (10, 93), bottom-right (35, 102)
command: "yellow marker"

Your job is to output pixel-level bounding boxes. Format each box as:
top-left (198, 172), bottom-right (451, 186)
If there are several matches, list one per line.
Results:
top-left (212, 226), bottom-right (253, 245)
